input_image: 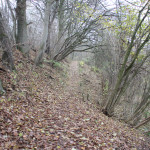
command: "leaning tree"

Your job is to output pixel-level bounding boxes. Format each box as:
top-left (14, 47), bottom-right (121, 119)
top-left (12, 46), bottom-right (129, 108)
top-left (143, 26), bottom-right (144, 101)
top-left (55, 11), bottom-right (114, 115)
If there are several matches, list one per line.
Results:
top-left (103, 1), bottom-right (150, 117)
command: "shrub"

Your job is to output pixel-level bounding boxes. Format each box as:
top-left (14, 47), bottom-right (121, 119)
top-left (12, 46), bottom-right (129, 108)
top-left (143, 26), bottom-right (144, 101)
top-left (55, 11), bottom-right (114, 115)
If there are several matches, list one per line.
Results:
top-left (91, 66), bottom-right (100, 73)
top-left (79, 61), bottom-right (84, 67)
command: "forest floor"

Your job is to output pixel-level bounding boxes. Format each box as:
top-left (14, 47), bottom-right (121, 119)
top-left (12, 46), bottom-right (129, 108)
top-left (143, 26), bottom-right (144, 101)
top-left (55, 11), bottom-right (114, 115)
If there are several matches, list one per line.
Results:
top-left (0, 51), bottom-right (150, 149)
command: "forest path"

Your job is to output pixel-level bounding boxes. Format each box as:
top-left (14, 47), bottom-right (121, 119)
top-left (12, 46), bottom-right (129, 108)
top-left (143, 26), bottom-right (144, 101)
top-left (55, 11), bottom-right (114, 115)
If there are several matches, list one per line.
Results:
top-left (66, 61), bottom-right (80, 92)
top-left (1, 55), bottom-right (149, 149)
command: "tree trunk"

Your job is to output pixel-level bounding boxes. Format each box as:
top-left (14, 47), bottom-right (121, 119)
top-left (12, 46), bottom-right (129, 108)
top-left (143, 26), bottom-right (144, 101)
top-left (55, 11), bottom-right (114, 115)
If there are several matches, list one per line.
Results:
top-left (35, 0), bottom-right (51, 65)
top-left (135, 116), bottom-right (150, 129)
top-left (103, 5), bottom-right (150, 117)
top-left (126, 83), bottom-right (150, 124)
top-left (58, 0), bottom-right (65, 39)
top-left (16, 0), bottom-right (29, 53)
top-left (6, 0), bottom-right (16, 43)
top-left (0, 79), bottom-right (5, 94)
top-left (0, 11), bottom-right (15, 71)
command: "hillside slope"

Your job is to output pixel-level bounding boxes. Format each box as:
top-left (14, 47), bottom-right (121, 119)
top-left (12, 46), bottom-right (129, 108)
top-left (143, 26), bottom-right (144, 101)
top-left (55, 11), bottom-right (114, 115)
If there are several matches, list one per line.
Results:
top-left (0, 52), bottom-right (150, 149)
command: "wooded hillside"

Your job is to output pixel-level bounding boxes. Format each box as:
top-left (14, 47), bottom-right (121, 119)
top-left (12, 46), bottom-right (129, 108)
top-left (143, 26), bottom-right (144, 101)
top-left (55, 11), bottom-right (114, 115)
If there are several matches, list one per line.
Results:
top-left (0, 0), bottom-right (150, 149)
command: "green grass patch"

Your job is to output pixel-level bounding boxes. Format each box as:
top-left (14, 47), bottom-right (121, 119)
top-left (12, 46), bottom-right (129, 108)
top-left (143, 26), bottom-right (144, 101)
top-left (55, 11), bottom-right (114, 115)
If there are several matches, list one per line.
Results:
top-left (91, 66), bottom-right (100, 73)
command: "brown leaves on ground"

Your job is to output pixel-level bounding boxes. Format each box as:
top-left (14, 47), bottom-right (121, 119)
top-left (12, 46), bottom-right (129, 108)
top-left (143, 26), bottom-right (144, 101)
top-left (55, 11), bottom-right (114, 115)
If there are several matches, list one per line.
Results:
top-left (0, 51), bottom-right (150, 149)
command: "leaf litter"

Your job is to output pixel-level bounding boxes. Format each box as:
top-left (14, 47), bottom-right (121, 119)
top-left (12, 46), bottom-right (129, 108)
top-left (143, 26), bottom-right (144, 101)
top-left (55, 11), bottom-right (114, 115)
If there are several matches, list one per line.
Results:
top-left (0, 52), bottom-right (150, 149)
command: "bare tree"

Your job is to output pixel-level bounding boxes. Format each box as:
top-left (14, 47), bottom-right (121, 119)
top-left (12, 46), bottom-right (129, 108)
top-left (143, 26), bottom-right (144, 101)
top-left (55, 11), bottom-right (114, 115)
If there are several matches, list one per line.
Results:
top-left (103, 2), bottom-right (150, 117)
top-left (16, 0), bottom-right (29, 53)
top-left (6, 0), bottom-right (16, 43)
top-left (52, 0), bottom-right (111, 61)
top-left (126, 79), bottom-right (150, 125)
top-left (35, 0), bottom-right (55, 65)
top-left (0, 11), bottom-right (15, 71)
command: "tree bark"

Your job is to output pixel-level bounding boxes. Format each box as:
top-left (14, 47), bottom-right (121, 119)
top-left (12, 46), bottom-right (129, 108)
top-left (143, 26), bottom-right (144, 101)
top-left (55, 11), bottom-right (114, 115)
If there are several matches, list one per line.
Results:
top-left (58, 0), bottom-right (65, 38)
top-left (35, 0), bottom-right (51, 65)
top-left (6, 0), bottom-right (16, 43)
top-left (16, 0), bottom-right (29, 53)
top-left (0, 79), bottom-right (5, 94)
top-left (135, 116), bottom-right (150, 129)
top-left (0, 11), bottom-right (15, 71)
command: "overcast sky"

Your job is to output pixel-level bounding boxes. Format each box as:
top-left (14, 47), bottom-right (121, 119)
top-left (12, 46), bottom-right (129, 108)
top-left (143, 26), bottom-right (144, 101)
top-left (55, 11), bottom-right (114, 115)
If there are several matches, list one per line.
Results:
top-left (0, 0), bottom-right (116, 7)
top-left (0, 0), bottom-right (141, 11)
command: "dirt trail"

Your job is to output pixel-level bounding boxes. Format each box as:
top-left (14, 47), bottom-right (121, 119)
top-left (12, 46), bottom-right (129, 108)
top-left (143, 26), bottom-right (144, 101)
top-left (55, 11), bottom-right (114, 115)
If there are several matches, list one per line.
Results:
top-left (67, 61), bottom-right (80, 90)
top-left (64, 61), bottom-right (83, 102)
top-left (1, 57), bottom-right (149, 149)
